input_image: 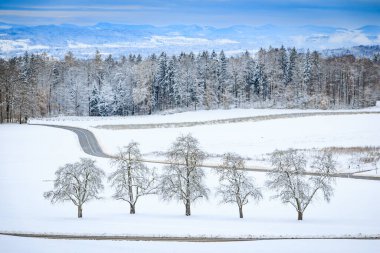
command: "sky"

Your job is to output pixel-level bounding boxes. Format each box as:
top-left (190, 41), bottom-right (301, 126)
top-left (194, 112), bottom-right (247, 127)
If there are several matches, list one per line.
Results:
top-left (0, 0), bottom-right (379, 28)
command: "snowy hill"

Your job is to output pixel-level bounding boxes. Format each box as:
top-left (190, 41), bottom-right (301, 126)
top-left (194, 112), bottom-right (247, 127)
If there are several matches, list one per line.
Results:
top-left (0, 23), bottom-right (379, 58)
top-left (322, 45), bottom-right (380, 58)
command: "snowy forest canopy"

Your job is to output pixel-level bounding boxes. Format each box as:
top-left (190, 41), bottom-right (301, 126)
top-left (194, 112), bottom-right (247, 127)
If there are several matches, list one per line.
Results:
top-left (0, 47), bottom-right (379, 123)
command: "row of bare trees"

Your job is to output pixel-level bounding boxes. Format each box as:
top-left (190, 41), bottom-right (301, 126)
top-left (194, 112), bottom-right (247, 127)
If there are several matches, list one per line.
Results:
top-left (45, 134), bottom-right (337, 220)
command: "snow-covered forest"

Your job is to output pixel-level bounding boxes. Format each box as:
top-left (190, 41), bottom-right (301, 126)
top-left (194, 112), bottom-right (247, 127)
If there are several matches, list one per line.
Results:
top-left (0, 47), bottom-right (379, 123)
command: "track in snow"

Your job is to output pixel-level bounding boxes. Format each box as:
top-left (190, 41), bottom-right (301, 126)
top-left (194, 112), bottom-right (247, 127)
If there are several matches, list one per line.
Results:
top-left (95, 111), bottom-right (380, 130)
top-left (1, 232), bottom-right (379, 242)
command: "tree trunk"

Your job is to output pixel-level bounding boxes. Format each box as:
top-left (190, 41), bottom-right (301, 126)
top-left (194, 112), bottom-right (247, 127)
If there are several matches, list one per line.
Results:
top-left (127, 163), bottom-right (135, 214)
top-left (130, 203), bottom-right (136, 214)
top-left (185, 200), bottom-right (191, 216)
top-left (19, 106), bottom-right (22, 124)
top-left (185, 165), bottom-right (191, 216)
top-left (78, 205), bottom-right (83, 218)
top-left (298, 211), bottom-right (303, 221)
top-left (296, 198), bottom-right (303, 221)
top-left (6, 101), bottom-right (10, 123)
top-left (239, 206), bottom-right (243, 218)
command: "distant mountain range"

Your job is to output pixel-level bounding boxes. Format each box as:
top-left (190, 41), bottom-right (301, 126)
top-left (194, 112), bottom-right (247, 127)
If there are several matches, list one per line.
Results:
top-left (0, 22), bottom-right (379, 58)
top-left (322, 45), bottom-right (380, 58)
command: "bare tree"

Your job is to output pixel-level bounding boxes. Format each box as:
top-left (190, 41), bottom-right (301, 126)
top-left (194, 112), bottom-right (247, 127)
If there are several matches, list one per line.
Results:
top-left (108, 142), bottom-right (157, 214)
top-left (44, 158), bottom-right (105, 218)
top-left (159, 134), bottom-right (209, 216)
top-left (266, 149), bottom-right (336, 220)
top-left (216, 153), bottom-right (262, 218)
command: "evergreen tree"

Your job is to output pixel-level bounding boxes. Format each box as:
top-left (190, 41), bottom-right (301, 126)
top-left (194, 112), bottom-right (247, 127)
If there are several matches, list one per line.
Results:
top-left (218, 50), bottom-right (229, 107)
top-left (244, 57), bottom-right (256, 102)
top-left (303, 49), bottom-right (312, 96)
top-left (89, 85), bottom-right (100, 116)
top-left (279, 45), bottom-right (288, 85)
top-left (287, 47), bottom-right (297, 86)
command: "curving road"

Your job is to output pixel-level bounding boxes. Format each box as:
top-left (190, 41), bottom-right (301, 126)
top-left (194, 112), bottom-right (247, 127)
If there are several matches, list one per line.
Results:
top-left (31, 124), bottom-right (113, 158)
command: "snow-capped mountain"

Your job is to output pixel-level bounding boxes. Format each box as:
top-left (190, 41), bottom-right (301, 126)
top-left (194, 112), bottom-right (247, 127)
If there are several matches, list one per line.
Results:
top-left (0, 22), bottom-right (379, 58)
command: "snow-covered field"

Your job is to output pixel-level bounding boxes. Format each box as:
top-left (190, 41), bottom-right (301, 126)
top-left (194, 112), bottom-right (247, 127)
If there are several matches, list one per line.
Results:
top-left (2, 107), bottom-right (380, 251)
top-left (1, 123), bottom-right (379, 237)
top-left (30, 106), bottom-right (380, 128)
top-left (91, 114), bottom-right (380, 161)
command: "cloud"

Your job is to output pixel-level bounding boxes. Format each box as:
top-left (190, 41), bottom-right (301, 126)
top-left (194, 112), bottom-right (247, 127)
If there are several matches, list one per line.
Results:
top-left (68, 41), bottom-right (156, 49)
top-left (149, 36), bottom-right (239, 46)
top-left (290, 35), bottom-right (307, 47)
top-left (375, 35), bottom-right (380, 44)
top-left (1, 0), bottom-right (379, 27)
top-left (67, 36), bottom-right (239, 50)
top-left (0, 8), bottom-right (167, 25)
top-left (0, 39), bottom-right (49, 52)
top-left (328, 30), bottom-right (372, 45)
top-left (0, 25), bottom-right (12, 29)
top-left (23, 5), bottom-right (145, 11)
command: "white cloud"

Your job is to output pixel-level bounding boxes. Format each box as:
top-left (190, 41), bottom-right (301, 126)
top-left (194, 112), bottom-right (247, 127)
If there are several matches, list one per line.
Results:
top-left (0, 39), bottom-right (49, 52)
top-left (67, 36), bottom-right (239, 50)
top-left (290, 35), bottom-right (307, 47)
top-left (149, 35), bottom-right (239, 46)
top-left (328, 30), bottom-right (372, 45)
top-left (375, 35), bottom-right (380, 44)
top-left (288, 30), bottom-right (375, 49)
top-left (67, 41), bottom-right (157, 49)
top-left (24, 5), bottom-right (144, 11)
top-left (67, 41), bottom-right (93, 49)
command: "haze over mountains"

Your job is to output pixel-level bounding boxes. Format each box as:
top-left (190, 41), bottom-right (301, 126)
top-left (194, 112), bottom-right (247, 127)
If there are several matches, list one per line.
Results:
top-left (0, 22), bottom-right (379, 58)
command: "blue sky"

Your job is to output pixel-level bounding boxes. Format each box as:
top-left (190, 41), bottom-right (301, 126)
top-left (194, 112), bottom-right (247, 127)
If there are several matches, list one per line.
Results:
top-left (0, 0), bottom-right (379, 28)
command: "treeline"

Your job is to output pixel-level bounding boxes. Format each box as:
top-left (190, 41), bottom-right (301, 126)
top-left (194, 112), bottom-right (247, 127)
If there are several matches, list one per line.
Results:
top-left (1, 47), bottom-right (379, 123)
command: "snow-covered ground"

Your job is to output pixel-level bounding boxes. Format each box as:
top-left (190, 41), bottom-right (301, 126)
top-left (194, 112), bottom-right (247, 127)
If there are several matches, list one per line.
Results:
top-left (1, 235), bottom-right (380, 253)
top-left (90, 114), bottom-right (380, 162)
top-left (2, 108), bottom-right (380, 251)
top-left (0, 124), bottom-right (379, 237)
top-left (29, 106), bottom-right (380, 128)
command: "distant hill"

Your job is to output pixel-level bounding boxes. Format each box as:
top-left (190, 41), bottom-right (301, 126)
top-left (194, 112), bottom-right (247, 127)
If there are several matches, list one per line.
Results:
top-left (322, 45), bottom-right (380, 58)
top-left (0, 22), bottom-right (379, 58)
